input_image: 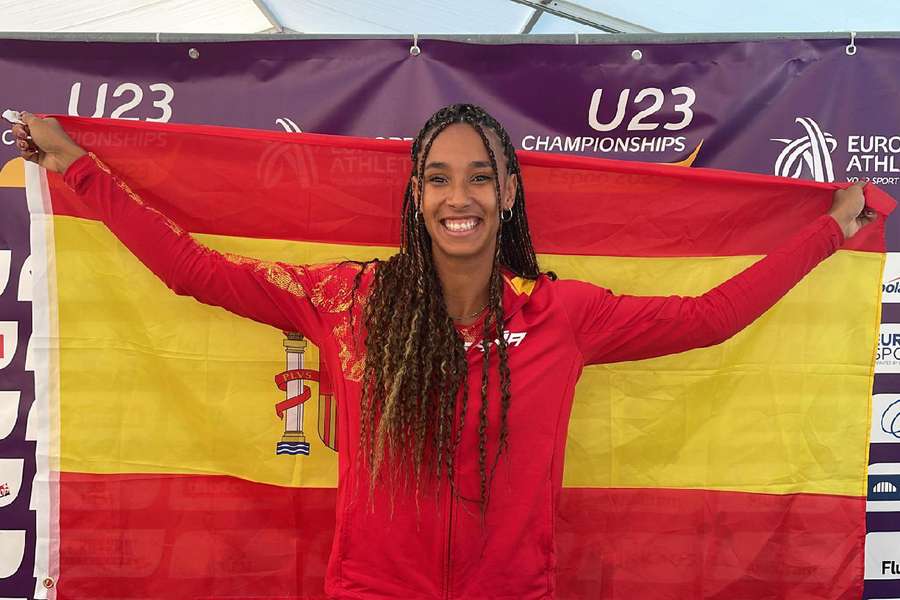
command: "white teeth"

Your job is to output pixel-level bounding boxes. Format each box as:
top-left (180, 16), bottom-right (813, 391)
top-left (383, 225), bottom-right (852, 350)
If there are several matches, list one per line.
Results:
top-left (443, 218), bottom-right (479, 232)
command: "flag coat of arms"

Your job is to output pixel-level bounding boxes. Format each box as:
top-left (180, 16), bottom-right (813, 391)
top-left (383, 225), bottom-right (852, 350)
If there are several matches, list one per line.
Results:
top-left (20, 116), bottom-right (895, 599)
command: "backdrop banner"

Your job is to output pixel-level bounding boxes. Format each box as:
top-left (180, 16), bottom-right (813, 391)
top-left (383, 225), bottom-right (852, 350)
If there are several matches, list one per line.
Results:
top-left (1, 36), bottom-right (900, 599)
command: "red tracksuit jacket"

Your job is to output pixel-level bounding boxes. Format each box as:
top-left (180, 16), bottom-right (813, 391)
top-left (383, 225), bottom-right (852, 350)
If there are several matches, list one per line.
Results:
top-left (64, 152), bottom-right (846, 599)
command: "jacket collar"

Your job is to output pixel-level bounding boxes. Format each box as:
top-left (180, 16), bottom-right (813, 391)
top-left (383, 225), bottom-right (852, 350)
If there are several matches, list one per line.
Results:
top-left (457, 269), bottom-right (541, 351)
top-left (500, 269), bottom-right (541, 322)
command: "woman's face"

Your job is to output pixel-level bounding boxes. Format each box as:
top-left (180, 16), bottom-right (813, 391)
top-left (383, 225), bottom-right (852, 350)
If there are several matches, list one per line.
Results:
top-left (415, 123), bottom-right (517, 265)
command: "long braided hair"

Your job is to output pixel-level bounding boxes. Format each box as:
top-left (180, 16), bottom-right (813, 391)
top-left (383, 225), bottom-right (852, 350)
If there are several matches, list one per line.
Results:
top-left (358, 104), bottom-right (541, 511)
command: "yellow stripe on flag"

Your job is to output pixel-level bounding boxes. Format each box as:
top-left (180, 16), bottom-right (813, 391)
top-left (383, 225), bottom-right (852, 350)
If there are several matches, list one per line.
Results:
top-left (544, 253), bottom-right (879, 496)
top-left (55, 216), bottom-right (880, 495)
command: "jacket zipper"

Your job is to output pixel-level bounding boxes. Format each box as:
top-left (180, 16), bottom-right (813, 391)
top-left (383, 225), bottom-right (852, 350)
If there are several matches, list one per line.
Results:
top-left (445, 328), bottom-right (497, 598)
top-left (444, 447), bottom-right (457, 599)
top-left (444, 486), bottom-right (454, 598)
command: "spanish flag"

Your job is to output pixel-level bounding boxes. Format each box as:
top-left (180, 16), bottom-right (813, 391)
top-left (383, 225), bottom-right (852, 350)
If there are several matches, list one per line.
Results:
top-left (21, 116), bottom-right (894, 599)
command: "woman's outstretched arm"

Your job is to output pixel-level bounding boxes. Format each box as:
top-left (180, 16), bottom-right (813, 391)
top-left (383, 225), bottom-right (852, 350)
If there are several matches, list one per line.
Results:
top-left (14, 112), bottom-right (338, 343)
top-left (558, 183), bottom-right (875, 365)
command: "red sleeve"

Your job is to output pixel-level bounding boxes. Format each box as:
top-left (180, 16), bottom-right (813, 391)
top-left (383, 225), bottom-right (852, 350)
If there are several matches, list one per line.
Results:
top-left (558, 213), bottom-right (846, 365)
top-left (63, 152), bottom-right (337, 345)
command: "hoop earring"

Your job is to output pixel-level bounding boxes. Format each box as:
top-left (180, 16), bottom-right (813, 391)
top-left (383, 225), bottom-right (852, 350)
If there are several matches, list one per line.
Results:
top-left (500, 207), bottom-right (513, 222)
top-left (414, 209), bottom-right (420, 222)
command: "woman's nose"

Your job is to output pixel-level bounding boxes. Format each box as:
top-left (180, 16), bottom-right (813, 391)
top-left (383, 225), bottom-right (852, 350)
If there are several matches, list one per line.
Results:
top-left (447, 182), bottom-right (471, 207)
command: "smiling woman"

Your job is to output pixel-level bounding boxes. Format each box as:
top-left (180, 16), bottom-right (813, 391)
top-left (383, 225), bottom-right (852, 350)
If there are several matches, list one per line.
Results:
top-left (11, 103), bottom-right (876, 599)
top-left (354, 106), bottom-right (543, 519)
top-left (419, 124), bottom-right (517, 263)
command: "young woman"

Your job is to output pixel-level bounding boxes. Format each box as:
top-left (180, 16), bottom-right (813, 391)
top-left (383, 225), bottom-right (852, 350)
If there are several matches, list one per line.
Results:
top-left (13, 104), bottom-right (873, 599)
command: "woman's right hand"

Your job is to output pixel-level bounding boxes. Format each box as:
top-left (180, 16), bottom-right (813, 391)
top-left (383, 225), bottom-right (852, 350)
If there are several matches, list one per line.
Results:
top-left (827, 180), bottom-right (876, 240)
top-left (11, 112), bottom-right (86, 174)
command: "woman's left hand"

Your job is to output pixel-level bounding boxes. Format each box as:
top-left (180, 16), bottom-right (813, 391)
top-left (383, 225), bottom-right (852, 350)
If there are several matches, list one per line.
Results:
top-left (828, 180), bottom-right (877, 239)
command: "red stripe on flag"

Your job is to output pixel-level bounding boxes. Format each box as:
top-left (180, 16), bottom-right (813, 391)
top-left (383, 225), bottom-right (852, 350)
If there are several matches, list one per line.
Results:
top-left (58, 472), bottom-right (335, 600)
top-left (45, 116), bottom-right (892, 256)
top-left (556, 487), bottom-right (864, 600)
top-left (58, 473), bottom-right (863, 599)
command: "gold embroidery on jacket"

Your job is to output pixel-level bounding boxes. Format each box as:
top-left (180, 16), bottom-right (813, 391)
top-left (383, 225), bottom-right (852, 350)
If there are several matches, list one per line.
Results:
top-left (88, 152), bottom-right (185, 236)
top-left (326, 265), bottom-right (370, 382)
top-left (223, 252), bottom-right (307, 298)
top-left (264, 263), bottom-right (306, 297)
top-left (113, 177), bottom-right (145, 206)
top-left (87, 152), bottom-right (145, 205)
top-left (87, 152), bottom-right (111, 175)
top-left (311, 273), bottom-right (355, 314)
top-left (222, 253), bottom-right (256, 266)
top-left (456, 323), bottom-right (481, 346)
top-left (333, 316), bottom-right (365, 382)
top-left (145, 205), bottom-right (184, 235)
top-left (310, 262), bottom-right (377, 314)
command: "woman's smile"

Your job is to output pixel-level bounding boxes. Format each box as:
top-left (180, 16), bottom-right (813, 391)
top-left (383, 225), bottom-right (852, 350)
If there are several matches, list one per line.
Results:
top-left (440, 216), bottom-right (483, 235)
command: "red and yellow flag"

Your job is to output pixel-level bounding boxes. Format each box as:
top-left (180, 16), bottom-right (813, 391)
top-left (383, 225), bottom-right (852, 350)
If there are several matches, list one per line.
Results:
top-left (22, 116), bottom-right (894, 599)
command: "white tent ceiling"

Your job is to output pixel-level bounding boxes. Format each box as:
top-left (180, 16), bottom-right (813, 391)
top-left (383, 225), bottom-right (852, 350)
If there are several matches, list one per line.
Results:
top-left (2, 0), bottom-right (898, 34)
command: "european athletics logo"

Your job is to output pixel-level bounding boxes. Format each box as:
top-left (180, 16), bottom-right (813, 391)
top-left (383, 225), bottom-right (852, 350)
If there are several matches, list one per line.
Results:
top-left (876, 324), bottom-right (900, 373)
top-left (771, 117), bottom-right (837, 183)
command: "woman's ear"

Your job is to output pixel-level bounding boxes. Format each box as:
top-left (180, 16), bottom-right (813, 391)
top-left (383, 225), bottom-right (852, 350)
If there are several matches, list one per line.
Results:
top-left (502, 172), bottom-right (518, 211)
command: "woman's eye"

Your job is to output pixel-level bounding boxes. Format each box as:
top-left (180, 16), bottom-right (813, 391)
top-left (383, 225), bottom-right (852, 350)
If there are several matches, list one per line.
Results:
top-left (428, 176), bottom-right (447, 184)
top-left (472, 175), bottom-right (493, 183)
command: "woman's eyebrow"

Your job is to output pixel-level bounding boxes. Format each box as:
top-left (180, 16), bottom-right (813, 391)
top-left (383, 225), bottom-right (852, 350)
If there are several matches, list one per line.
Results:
top-left (424, 160), bottom-right (493, 170)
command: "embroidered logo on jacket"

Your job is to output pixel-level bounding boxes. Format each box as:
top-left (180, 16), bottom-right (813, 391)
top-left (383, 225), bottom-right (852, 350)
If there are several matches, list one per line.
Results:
top-left (463, 330), bottom-right (527, 350)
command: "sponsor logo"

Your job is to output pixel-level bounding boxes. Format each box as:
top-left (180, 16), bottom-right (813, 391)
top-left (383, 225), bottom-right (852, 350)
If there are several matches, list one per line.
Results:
top-left (865, 531), bottom-right (900, 579)
top-left (771, 117), bottom-right (837, 182)
top-left (463, 330), bottom-right (527, 351)
top-left (881, 561), bottom-right (900, 577)
top-left (873, 480), bottom-right (898, 493)
top-left (876, 324), bottom-right (900, 373)
top-left (772, 117), bottom-right (900, 185)
top-left (868, 463), bottom-right (900, 512)
top-left (873, 395), bottom-right (900, 443)
top-left (0, 483), bottom-right (8, 497)
top-left (886, 276), bottom-right (900, 297)
top-left (885, 254), bottom-right (900, 303)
